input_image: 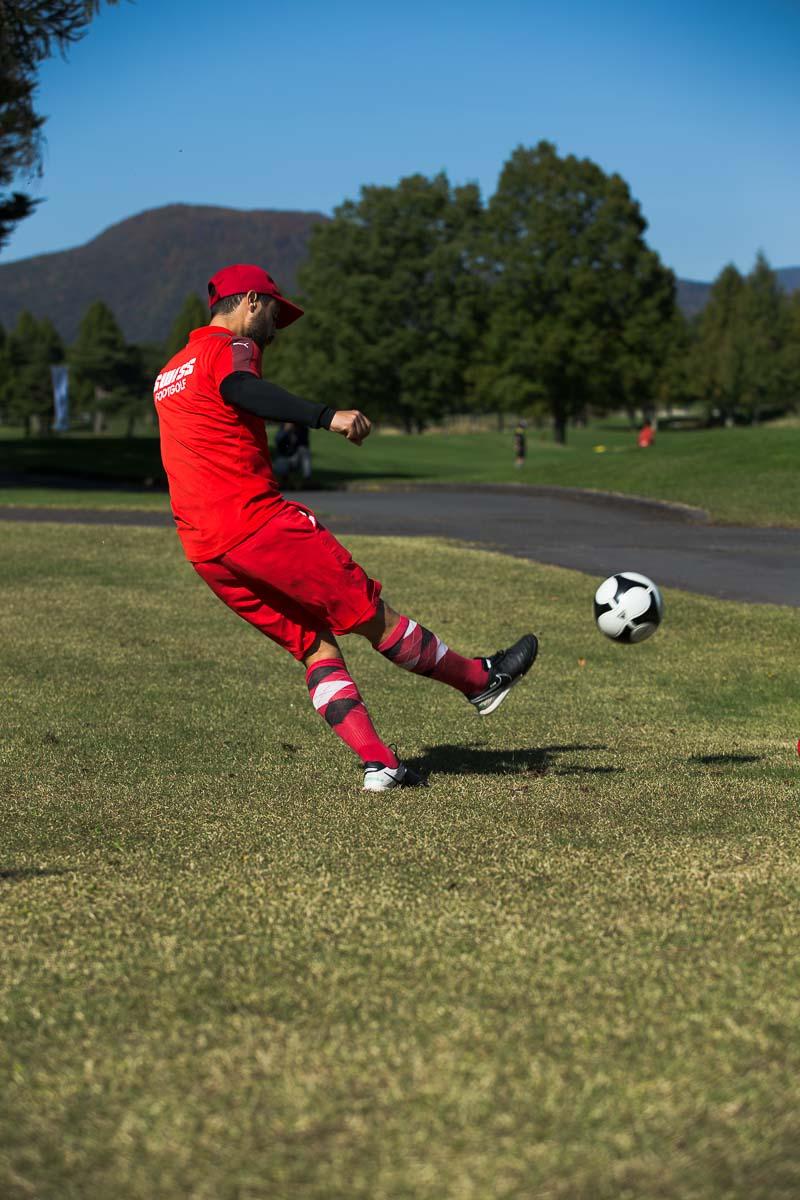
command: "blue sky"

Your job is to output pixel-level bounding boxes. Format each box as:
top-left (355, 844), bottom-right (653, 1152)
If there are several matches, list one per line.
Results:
top-left (3, 0), bottom-right (798, 279)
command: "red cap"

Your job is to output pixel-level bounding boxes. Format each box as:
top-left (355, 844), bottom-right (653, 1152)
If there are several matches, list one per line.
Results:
top-left (207, 263), bottom-right (304, 328)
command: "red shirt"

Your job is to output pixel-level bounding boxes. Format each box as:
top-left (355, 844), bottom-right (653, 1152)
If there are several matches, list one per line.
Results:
top-left (154, 325), bottom-right (284, 562)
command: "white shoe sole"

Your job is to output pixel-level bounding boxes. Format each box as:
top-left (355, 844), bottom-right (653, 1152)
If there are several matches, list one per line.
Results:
top-left (474, 677), bottom-right (519, 717)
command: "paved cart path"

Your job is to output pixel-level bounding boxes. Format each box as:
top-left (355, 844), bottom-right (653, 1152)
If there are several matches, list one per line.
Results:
top-left (1, 485), bottom-right (798, 607)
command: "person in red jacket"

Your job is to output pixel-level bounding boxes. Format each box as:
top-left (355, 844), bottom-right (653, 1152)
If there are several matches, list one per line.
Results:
top-left (154, 263), bottom-right (537, 790)
top-left (637, 420), bottom-right (655, 448)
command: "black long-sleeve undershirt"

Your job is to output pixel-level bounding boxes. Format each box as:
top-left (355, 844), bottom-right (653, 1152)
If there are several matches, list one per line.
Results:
top-left (220, 372), bottom-right (335, 429)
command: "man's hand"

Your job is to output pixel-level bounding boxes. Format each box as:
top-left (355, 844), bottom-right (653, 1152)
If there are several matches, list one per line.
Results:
top-left (329, 409), bottom-right (372, 446)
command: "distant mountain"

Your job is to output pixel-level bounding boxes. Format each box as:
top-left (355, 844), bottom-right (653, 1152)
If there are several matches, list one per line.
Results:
top-left (676, 267), bottom-right (800, 319)
top-left (0, 203), bottom-right (796, 337)
top-left (0, 204), bottom-right (328, 344)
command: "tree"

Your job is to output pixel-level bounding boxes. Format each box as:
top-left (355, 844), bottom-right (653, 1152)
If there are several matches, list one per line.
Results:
top-left (782, 290), bottom-right (800, 412)
top-left (690, 264), bottom-right (746, 422)
top-left (165, 293), bottom-right (206, 359)
top-left (0, 322), bottom-right (8, 422)
top-left (69, 299), bottom-right (137, 432)
top-left (270, 172), bottom-right (487, 431)
top-left (4, 309), bottom-right (64, 433)
top-left (738, 252), bottom-right (788, 422)
top-left (131, 338), bottom-right (169, 430)
top-left (478, 141), bottom-right (676, 443)
top-left (0, 2), bottom-right (119, 249)
top-left (653, 310), bottom-right (693, 415)
top-left (690, 256), bottom-right (791, 424)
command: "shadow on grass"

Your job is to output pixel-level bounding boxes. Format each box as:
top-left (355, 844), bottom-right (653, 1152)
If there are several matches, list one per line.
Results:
top-left (411, 742), bottom-right (614, 778)
top-left (689, 753), bottom-right (764, 765)
top-left (0, 866), bottom-right (75, 882)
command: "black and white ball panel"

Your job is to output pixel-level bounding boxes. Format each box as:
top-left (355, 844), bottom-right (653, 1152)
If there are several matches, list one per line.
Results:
top-left (594, 572), bottom-right (663, 643)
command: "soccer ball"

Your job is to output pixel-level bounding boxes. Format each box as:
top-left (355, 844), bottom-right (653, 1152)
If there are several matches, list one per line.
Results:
top-left (593, 572), bottom-right (663, 643)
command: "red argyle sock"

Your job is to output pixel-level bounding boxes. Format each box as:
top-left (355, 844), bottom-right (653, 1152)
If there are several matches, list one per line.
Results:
top-left (306, 658), bottom-right (398, 767)
top-left (377, 615), bottom-right (489, 697)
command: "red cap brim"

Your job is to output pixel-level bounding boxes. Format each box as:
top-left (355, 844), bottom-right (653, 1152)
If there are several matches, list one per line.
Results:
top-left (275, 296), bottom-right (304, 328)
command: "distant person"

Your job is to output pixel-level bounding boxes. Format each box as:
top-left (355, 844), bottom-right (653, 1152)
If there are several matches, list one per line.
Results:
top-left (514, 419), bottom-right (527, 468)
top-left (294, 422), bottom-right (312, 480)
top-left (152, 263), bottom-right (538, 791)
top-left (273, 421), bottom-right (312, 483)
top-left (637, 420), bottom-right (655, 448)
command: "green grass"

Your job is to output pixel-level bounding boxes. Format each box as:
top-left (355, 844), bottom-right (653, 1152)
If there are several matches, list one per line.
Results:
top-left (2, 523), bottom-right (799, 1199)
top-left (1, 422), bottom-right (798, 525)
top-left (0, 485), bottom-right (169, 510)
top-left (317, 423), bottom-right (800, 525)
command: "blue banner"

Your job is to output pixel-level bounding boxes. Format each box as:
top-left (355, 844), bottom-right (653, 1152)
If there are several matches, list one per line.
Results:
top-left (51, 364), bottom-right (69, 432)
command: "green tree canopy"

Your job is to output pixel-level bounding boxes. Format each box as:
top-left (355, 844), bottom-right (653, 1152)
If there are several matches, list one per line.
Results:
top-left (270, 172), bottom-right (487, 431)
top-left (690, 263), bottom-right (745, 419)
top-left (0, 320), bottom-right (7, 386)
top-left (0, 2), bottom-right (120, 249)
top-left (653, 309), bottom-right (692, 414)
top-left (782, 289), bottom-right (800, 412)
top-left (69, 299), bottom-right (138, 426)
top-left (692, 256), bottom-right (791, 422)
top-left (165, 293), bottom-right (207, 359)
top-left (478, 141), bottom-right (676, 442)
top-left (738, 252), bottom-right (788, 421)
top-left (3, 309), bottom-right (64, 432)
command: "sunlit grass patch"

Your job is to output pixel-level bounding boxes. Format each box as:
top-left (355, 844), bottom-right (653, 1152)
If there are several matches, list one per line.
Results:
top-left (1, 524), bottom-right (798, 1199)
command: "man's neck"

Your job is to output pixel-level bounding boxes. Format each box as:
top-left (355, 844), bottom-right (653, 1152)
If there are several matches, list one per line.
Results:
top-left (209, 315), bottom-right (247, 337)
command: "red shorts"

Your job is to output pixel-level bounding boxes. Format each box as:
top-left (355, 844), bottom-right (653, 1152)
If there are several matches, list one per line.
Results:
top-left (193, 502), bottom-right (382, 661)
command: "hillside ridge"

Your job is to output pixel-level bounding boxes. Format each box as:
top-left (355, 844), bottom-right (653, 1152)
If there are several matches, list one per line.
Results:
top-left (0, 204), bottom-right (796, 340)
top-left (0, 204), bottom-right (328, 343)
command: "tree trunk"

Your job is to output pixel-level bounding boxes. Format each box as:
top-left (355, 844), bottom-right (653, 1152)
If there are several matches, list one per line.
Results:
top-left (496, 411), bottom-right (505, 432)
top-left (92, 410), bottom-right (104, 434)
top-left (553, 402), bottom-right (567, 445)
top-left (126, 413), bottom-right (136, 437)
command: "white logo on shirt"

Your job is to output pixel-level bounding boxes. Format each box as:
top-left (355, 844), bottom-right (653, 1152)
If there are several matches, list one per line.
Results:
top-left (154, 356), bottom-right (197, 401)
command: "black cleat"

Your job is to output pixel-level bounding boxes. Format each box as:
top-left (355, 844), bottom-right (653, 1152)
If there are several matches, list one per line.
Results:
top-left (363, 761), bottom-right (428, 791)
top-left (468, 633), bottom-right (538, 716)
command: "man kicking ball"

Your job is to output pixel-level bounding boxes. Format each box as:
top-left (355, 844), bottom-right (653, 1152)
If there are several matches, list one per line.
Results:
top-left (153, 263), bottom-right (537, 790)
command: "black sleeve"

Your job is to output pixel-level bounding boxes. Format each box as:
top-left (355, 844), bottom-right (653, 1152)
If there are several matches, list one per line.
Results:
top-left (219, 372), bottom-right (335, 429)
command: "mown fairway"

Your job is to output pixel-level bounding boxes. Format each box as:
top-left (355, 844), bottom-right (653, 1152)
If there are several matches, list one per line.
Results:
top-left (1, 421), bottom-right (798, 526)
top-left (2, 523), bottom-right (799, 1199)
top-left (317, 422), bottom-right (800, 527)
